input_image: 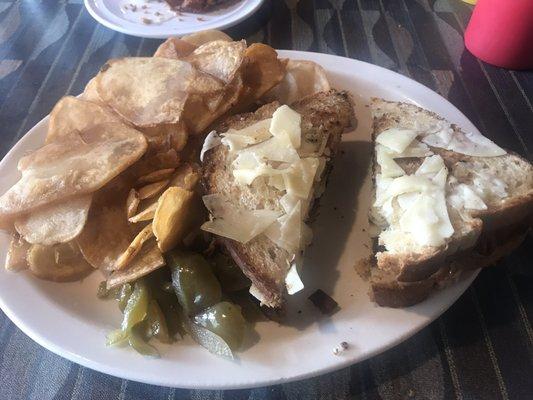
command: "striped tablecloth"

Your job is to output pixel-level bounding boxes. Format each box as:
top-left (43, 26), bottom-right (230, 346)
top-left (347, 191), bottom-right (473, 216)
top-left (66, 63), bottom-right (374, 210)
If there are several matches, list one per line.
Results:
top-left (0, 1), bottom-right (531, 399)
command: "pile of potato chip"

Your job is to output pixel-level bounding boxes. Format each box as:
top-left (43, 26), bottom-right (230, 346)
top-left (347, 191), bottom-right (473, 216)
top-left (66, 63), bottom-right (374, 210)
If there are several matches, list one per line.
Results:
top-left (0, 29), bottom-right (331, 289)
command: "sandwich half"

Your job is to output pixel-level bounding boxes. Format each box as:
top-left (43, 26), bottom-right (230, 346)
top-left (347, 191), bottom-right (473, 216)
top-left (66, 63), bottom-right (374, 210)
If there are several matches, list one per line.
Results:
top-left (369, 98), bottom-right (533, 307)
top-left (202, 90), bottom-right (354, 307)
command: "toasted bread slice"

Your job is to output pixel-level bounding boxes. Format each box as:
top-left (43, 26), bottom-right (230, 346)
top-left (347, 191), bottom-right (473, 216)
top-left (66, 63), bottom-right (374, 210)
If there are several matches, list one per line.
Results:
top-left (203, 90), bottom-right (354, 307)
top-left (370, 98), bottom-right (533, 307)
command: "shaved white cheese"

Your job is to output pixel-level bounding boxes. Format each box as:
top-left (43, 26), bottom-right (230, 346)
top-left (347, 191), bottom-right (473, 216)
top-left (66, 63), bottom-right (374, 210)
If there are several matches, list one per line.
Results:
top-left (265, 201), bottom-right (302, 254)
top-left (241, 132), bottom-right (300, 163)
top-left (268, 175), bottom-right (285, 191)
top-left (285, 262), bottom-right (304, 295)
top-left (200, 130), bottom-right (221, 162)
top-left (397, 192), bottom-right (419, 211)
top-left (221, 119), bottom-right (272, 151)
top-left (418, 120), bottom-right (506, 157)
top-left (398, 191), bottom-right (453, 247)
top-left (392, 140), bottom-right (433, 158)
top-left (249, 284), bottom-right (268, 304)
top-left (375, 174), bottom-right (394, 206)
top-left (472, 170), bottom-right (508, 200)
top-left (448, 132), bottom-right (506, 157)
top-left (283, 158), bottom-right (319, 199)
top-left (432, 167), bottom-right (448, 188)
top-left (280, 193), bottom-right (298, 214)
top-left (315, 157), bottom-right (327, 181)
top-left (415, 155), bottom-right (445, 176)
top-left (232, 153), bottom-right (284, 185)
top-left (421, 126), bottom-right (453, 148)
top-left (376, 128), bottom-right (418, 153)
top-left (376, 146), bottom-right (405, 178)
top-left (448, 183), bottom-right (487, 210)
top-left (270, 105), bottom-right (301, 149)
top-left (201, 194), bottom-right (280, 243)
top-left (375, 175), bottom-right (436, 207)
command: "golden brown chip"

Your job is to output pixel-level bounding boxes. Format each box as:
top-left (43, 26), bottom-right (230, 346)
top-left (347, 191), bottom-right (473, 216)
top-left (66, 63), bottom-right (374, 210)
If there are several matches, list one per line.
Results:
top-left (80, 77), bottom-right (105, 105)
top-left (76, 183), bottom-right (133, 272)
top-left (129, 201), bottom-right (158, 223)
top-left (237, 43), bottom-right (285, 109)
top-left (14, 195), bottom-right (92, 246)
top-left (95, 57), bottom-right (225, 128)
top-left (106, 242), bottom-right (165, 289)
top-left (5, 234), bottom-right (30, 272)
top-left (183, 73), bottom-right (244, 134)
top-left (126, 189), bottom-right (140, 219)
top-left (140, 122), bottom-right (189, 153)
top-left (181, 30), bottom-right (232, 46)
top-left (263, 59), bottom-right (330, 104)
top-left (138, 180), bottom-right (169, 200)
top-left (47, 96), bottom-right (122, 143)
top-left (132, 149), bottom-right (181, 178)
top-left (137, 168), bottom-right (175, 185)
top-left (115, 224), bottom-right (154, 270)
top-left (152, 187), bottom-right (197, 253)
top-left (154, 37), bottom-right (197, 59)
top-left (169, 163), bottom-right (201, 191)
top-left (28, 242), bottom-right (94, 282)
top-left (0, 123), bottom-right (147, 220)
top-left (185, 40), bottom-right (246, 84)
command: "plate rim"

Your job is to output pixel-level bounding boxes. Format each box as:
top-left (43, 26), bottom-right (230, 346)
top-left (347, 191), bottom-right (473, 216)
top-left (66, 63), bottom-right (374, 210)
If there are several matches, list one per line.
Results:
top-left (0, 50), bottom-right (481, 390)
top-left (83, 0), bottom-right (265, 39)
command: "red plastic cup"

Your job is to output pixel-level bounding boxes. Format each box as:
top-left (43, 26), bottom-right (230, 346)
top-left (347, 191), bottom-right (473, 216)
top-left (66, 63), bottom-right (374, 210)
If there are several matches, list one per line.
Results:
top-left (465, 0), bottom-right (533, 70)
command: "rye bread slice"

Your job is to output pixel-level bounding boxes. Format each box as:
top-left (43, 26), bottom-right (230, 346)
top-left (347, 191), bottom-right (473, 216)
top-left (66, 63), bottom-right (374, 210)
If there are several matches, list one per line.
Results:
top-left (202, 90), bottom-right (354, 307)
top-left (370, 98), bottom-right (533, 307)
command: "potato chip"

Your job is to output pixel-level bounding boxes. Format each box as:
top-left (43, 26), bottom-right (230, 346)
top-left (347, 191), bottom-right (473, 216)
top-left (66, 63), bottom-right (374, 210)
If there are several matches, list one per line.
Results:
top-left (185, 40), bottom-right (246, 84)
top-left (183, 74), bottom-right (244, 135)
top-left (126, 189), bottom-right (140, 219)
top-left (132, 149), bottom-right (181, 178)
top-left (137, 168), bottom-right (176, 185)
top-left (28, 242), bottom-right (94, 282)
top-left (154, 37), bottom-right (197, 59)
top-left (169, 163), bottom-right (201, 191)
top-left (181, 30), bottom-right (232, 46)
top-left (47, 96), bottom-right (122, 143)
top-left (129, 201), bottom-right (158, 223)
top-left (0, 123), bottom-right (147, 219)
top-left (106, 242), bottom-right (165, 289)
top-left (5, 234), bottom-right (30, 272)
top-left (237, 43), bottom-right (285, 109)
top-left (95, 57), bottom-right (225, 127)
top-left (14, 194), bottom-right (92, 246)
top-left (80, 77), bottom-right (105, 105)
top-left (140, 122), bottom-right (189, 153)
top-left (77, 190), bottom-right (131, 272)
top-left (1, 127), bottom-right (146, 220)
top-left (138, 180), bottom-right (169, 200)
top-left (152, 187), bottom-right (196, 253)
top-left (115, 224), bottom-right (154, 270)
top-left (263, 59), bottom-right (330, 104)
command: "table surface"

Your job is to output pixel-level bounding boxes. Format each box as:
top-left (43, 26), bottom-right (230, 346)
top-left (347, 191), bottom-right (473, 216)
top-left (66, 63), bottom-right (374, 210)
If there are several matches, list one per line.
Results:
top-left (0, 0), bottom-right (532, 399)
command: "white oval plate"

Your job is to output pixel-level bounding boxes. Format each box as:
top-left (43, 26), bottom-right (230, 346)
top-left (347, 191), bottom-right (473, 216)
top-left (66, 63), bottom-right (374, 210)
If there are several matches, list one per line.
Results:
top-left (0, 51), bottom-right (479, 390)
top-left (84, 0), bottom-right (264, 39)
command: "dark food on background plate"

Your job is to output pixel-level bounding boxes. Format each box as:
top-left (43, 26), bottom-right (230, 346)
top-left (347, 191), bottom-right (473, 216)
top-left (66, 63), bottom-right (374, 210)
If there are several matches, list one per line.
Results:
top-left (0, 30), bottom-right (350, 358)
top-left (369, 99), bottom-right (533, 307)
top-left (165, 0), bottom-right (233, 12)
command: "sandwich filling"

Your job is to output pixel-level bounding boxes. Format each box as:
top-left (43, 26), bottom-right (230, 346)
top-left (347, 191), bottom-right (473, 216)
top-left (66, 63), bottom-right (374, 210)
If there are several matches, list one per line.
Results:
top-left (371, 121), bottom-right (508, 254)
top-left (201, 105), bottom-right (328, 297)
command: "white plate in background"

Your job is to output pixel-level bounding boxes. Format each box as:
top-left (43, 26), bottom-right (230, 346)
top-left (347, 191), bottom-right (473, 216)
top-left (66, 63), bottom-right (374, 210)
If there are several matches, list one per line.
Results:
top-left (0, 51), bottom-right (480, 389)
top-left (84, 0), bottom-right (264, 38)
